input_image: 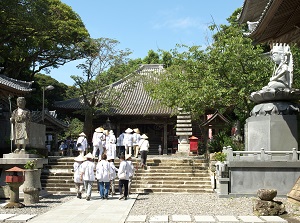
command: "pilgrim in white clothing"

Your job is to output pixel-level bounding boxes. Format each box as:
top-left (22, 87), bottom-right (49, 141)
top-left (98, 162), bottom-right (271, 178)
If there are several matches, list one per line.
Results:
top-left (123, 128), bottom-right (133, 155)
top-left (80, 153), bottom-right (95, 200)
top-left (107, 130), bottom-right (117, 161)
top-left (96, 154), bottom-right (110, 199)
top-left (73, 155), bottom-right (86, 199)
top-left (76, 132), bottom-right (88, 156)
top-left (132, 128), bottom-right (141, 158)
top-left (92, 127), bottom-right (104, 158)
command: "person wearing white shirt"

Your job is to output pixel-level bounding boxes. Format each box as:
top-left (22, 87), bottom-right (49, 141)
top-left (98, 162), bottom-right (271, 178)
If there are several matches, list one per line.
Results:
top-left (139, 134), bottom-right (150, 169)
top-left (107, 130), bottom-right (117, 162)
top-left (73, 155), bottom-right (86, 199)
top-left (108, 158), bottom-right (118, 196)
top-left (76, 132), bottom-right (88, 156)
top-left (123, 128), bottom-right (133, 156)
top-left (117, 132), bottom-right (125, 156)
top-left (126, 154), bottom-right (135, 195)
top-left (132, 128), bottom-right (141, 158)
top-left (92, 127), bottom-right (104, 158)
top-left (96, 154), bottom-right (111, 199)
top-left (118, 154), bottom-right (132, 200)
top-left (80, 153), bottom-right (95, 201)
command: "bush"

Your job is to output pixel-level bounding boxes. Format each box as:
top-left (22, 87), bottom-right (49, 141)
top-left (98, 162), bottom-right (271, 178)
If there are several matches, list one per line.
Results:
top-left (207, 131), bottom-right (244, 153)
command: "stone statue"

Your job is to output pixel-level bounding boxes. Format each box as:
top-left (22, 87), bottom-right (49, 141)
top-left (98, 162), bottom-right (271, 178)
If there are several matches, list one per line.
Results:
top-left (250, 43), bottom-right (299, 104)
top-left (10, 97), bottom-right (31, 153)
top-left (266, 43), bottom-right (293, 89)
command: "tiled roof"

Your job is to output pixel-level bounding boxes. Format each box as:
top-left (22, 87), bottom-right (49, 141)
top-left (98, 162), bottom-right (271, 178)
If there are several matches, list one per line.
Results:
top-left (200, 110), bottom-right (230, 127)
top-left (0, 75), bottom-right (34, 93)
top-left (54, 64), bottom-right (175, 116)
top-left (31, 110), bottom-right (69, 129)
top-left (238, 0), bottom-right (300, 45)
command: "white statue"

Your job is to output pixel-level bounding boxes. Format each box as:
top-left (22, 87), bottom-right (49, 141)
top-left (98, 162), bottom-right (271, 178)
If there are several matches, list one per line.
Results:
top-left (266, 43), bottom-right (293, 89)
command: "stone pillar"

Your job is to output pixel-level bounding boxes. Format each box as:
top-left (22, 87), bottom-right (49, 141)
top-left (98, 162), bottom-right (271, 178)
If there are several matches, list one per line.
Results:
top-left (4, 182), bottom-right (25, 208)
top-left (23, 169), bottom-right (41, 204)
top-left (176, 108), bottom-right (192, 153)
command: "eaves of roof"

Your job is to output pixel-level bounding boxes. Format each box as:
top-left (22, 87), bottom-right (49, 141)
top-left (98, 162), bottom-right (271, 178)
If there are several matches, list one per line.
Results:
top-left (239, 0), bottom-right (300, 45)
top-left (0, 75), bottom-right (34, 95)
top-left (200, 110), bottom-right (230, 127)
top-left (31, 111), bottom-right (69, 129)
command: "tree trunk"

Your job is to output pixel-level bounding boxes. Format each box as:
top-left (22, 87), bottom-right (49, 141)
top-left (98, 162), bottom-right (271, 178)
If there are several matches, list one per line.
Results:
top-left (84, 110), bottom-right (94, 142)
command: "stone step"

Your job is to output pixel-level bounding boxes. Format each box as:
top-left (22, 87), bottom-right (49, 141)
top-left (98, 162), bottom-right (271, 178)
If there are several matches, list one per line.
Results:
top-left (42, 157), bottom-right (211, 194)
top-left (44, 165), bottom-right (207, 172)
top-left (43, 186), bottom-right (212, 194)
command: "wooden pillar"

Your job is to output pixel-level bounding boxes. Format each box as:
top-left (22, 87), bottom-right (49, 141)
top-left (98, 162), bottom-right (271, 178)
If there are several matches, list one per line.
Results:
top-left (163, 123), bottom-right (167, 154)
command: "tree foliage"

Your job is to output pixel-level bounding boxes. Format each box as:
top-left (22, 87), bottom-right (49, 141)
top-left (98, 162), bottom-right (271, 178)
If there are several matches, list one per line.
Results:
top-left (144, 8), bottom-right (274, 125)
top-left (71, 38), bottom-right (134, 137)
top-left (0, 0), bottom-right (93, 80)
top-left (25, 73), bottom-right (69, 111)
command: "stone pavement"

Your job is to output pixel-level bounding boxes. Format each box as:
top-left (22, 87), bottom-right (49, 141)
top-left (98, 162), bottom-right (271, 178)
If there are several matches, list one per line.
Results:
top-left (0, 193), bottom-right (289, 223)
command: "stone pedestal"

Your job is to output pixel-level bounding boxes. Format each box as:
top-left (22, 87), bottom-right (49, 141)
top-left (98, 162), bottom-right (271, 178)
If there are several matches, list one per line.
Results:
top-left (0, 154), bottom-right (47, 199)
top-left (245, 115), bottom-right (298, 151)
top-left (177, 143), bottom-right (190, 153)
top-left (4, 182), bottom-right (25, 208)
top-left (217, 178), bottom-right (230, 197)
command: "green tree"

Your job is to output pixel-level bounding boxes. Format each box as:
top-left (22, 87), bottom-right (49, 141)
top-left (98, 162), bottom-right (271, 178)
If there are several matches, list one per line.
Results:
top-left (143, 50), bottom-right (160, 64)
top-left (0, 0), bottom-right (93, 80)
top-left (144, 9), bottom-right (273, 125)
top-left (59, 117), bottom-right (83, 140)
top-left (26, 73), bottom-right (69, 111)
top-left (71, 38), bottom-right (133, 138)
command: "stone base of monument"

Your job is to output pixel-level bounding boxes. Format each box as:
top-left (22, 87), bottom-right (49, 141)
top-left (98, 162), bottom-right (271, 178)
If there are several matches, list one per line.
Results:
top-left (0, 154), bottom-right (48, 199)
top-left (245, 115), bottom-right (297, 151)
top-left (177, 144), bottom-right (190, 153)
top-left (254, 189), bottom-right (286, 216)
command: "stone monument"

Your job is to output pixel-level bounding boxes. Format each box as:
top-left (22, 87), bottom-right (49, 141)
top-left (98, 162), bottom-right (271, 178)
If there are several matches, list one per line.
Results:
top-left (245, 43), bottom-right (300, 151)
top-left (176, 108), bottom-right (192, 154)
top-left (0, 97), bottom-right (48, 200)
top-left (10, 97), bottom-right (31, 154)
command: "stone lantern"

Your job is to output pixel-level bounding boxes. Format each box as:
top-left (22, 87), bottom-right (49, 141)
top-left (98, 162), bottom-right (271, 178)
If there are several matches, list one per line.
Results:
top-left (4, 166), bottom-right (25, 208)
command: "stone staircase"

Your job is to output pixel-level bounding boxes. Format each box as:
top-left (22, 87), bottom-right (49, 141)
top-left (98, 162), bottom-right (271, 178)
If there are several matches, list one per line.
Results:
top-left (41, 156), bottom-right (213, 194)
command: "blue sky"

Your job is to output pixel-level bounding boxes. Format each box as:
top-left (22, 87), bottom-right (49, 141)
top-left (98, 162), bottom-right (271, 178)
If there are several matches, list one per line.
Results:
top-left (49, 0), bottom-right (244, 85)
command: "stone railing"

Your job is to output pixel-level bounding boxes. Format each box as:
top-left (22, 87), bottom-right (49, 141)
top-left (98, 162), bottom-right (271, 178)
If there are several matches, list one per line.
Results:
top-left (223, 146), bottom-right (300, 162)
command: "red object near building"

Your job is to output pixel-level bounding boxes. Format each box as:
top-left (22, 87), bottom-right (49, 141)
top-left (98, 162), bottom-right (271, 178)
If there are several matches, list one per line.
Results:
top-left (5, 166), bottom-right (25, 183)
top-left (189, 136), bottom-right (199, 155)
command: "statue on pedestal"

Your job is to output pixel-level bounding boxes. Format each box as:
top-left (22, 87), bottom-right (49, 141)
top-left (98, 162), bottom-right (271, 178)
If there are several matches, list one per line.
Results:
top-left (265, 43), bottom-right (293, 89)
top-left (10, 97), bottom-right (31, 153)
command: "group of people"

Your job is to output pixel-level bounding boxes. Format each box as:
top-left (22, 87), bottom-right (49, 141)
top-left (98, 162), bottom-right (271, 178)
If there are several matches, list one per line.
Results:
top-left (73, 152), bottom-right (135, 201)
top-left (75, 127), bottom-right (150, 168)
top-left (116, 128), bottom-right (150, 168)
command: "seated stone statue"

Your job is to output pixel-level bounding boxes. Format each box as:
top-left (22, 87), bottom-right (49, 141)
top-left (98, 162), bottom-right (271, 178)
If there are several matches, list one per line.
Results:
top-left (266, 43), bottom-right (293, 89)
top-left (10, 97), bottom-right (31, 153)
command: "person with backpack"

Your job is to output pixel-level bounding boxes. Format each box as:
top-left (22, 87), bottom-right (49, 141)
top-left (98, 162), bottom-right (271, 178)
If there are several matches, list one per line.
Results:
top-left (96, 153), bottom-right (111, 199)
top-left (73, 155), bottom-right (86, 199)
top-left (117, 154), bottom-right (132, 200)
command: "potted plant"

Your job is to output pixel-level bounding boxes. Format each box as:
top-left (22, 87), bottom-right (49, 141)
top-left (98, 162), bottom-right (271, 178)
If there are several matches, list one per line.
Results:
top-left (24, 159), bottom-right (37, 170)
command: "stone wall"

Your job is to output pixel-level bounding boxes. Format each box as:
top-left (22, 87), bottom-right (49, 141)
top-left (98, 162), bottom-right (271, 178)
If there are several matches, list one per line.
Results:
top-left (228, 161), bottom-right (300, 196)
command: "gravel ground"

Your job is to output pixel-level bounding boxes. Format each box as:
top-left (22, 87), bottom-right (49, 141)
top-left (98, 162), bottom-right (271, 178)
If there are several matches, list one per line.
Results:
top-left (1, 193), bottom-right (300, 222)
top-left (129, 193), bottom-right (300, 223)
top-left (0, 194), bottom-right (75, 216)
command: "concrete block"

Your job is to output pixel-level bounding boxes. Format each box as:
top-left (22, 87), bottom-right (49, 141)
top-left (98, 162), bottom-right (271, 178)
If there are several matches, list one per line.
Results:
top-left (149, 215), bottom-right (168, 222)
top-left (126, 215), bottom-right (147, 222)
top-left (194, 215), bottom-right (216, 222)
top-left (171, 214), bottom-right (192, 222)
